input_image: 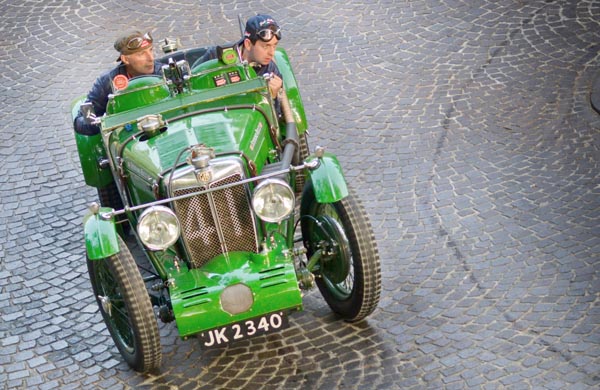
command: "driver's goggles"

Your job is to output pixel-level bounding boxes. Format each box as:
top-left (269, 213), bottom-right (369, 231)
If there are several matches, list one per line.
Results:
top-left (256, 27), bottom-right (281, 42)
top-left (127, 32), bottom-right (153, 50)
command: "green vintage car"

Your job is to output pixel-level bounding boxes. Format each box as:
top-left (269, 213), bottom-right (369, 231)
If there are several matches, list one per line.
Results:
top-left (72, 33), bottom-right (381, 373)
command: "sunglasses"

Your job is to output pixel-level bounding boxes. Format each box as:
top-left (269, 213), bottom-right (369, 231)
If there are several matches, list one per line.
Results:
top-left (256, 27), bottom-right (281, 42)
top-left (127, 32), bottom-right (153, 50)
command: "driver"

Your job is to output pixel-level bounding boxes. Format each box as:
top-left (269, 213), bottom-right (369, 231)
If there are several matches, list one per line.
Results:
top-left (197, 14), bottom-right (284, 101)
top-left (74, 30), bottom-right (163, 135)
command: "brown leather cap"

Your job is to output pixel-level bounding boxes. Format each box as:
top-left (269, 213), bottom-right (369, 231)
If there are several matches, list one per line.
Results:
top-left (114, 30), bottom-right (153, 60)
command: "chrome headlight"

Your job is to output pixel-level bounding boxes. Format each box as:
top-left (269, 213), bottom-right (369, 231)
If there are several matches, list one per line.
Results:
top-left (137, 206), bottom-right (181, 251)
top-left (252, 178), bottom-right (295, 223)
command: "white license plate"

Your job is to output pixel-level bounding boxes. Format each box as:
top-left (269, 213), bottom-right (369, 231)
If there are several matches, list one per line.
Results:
top-left (199, 311), bottom-right (289, 348)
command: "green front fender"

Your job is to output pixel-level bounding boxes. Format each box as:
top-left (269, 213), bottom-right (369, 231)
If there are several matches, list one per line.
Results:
top-left (304, 153), bottom-right (349, 203)
top-left (83, 207), bottom-right (120, 260)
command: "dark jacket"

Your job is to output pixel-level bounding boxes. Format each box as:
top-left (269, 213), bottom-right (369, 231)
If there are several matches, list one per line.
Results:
top-left (74, 61), bottom-right (163, 135)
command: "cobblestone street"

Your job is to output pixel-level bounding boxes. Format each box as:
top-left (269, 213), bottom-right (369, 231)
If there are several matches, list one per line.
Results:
top-left (1, 0), bottom-right (599, 389)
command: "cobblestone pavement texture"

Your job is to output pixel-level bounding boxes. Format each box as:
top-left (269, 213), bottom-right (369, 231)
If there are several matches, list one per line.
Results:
top-left (1, 0), bottom-right (599, 389)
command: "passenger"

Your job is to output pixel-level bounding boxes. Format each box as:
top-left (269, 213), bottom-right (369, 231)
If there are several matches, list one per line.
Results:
top-left (197, 14), bottom-right (284, 100)
top-left (74, 30), bottom-right (163, 135)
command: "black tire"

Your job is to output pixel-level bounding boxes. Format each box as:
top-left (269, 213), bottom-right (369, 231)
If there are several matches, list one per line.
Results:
top-left (300, 182), bottom-right (381, 321)
top-left (97, 181), bottom-right (124, 210)
top-left (87, 235), bottom-right (162, 373)
top-left (97, 181), bottom-right (129, 235)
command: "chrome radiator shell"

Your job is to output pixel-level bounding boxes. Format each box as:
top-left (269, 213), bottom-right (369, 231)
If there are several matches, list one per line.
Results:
top-left (168, 157), bottom-right (259, 268)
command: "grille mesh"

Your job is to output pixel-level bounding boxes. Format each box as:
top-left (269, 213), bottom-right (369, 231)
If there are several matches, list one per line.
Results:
top-left (173, 174), bottom-right (258, 268)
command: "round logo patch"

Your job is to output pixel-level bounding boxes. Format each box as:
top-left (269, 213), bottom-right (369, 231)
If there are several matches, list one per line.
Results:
top-left (112, 74), bottom-right (129, 90)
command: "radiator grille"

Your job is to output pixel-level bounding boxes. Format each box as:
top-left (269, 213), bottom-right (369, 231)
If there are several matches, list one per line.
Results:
top-left (173, 174), bottom-right (258, 268)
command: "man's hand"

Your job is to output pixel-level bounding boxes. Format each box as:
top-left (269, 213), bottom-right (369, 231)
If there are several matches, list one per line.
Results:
top-left (268, 74), bottom-right (283, 98)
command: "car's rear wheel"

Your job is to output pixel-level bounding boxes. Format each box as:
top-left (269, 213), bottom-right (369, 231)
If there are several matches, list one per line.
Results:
top-left (300, 182), bottom-right (381, 321)
top-left (87, 235), bottom-right (161, 373)
top-left (97, 181), bottom-right (129, 235)
top-left (97, 181), bottom-right (123, 209)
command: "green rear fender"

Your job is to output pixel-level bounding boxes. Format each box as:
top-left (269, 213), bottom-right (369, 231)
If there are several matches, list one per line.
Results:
top-left (84, 207), bottom-right (120, 260)
top-left (304, 153), bottom-right (349, 203)
top-left (74, 132), bottom-right (114, 188)
top-left (72, 97), bottom-right (113, 188)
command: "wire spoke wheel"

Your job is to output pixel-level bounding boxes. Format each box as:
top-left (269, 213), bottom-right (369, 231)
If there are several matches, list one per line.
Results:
top-left (94, 265), bottom-right (135, 353)
top-left (87, 235), bottom-right (161, 373)
top-left (301, 182), bottom-right (381, 322)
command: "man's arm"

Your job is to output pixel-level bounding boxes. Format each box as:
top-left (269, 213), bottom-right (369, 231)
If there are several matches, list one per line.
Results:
top-left (73, 73), bottom-right (113, 135)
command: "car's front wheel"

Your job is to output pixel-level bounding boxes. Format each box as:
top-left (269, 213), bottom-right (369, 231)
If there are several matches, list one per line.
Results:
top-left (300, 182), bottom-right (381, 321)
top-left (87, 235), bottom-right (161, 373)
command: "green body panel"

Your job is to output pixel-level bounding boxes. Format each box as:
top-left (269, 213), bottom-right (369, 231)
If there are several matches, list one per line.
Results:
top-left (113, 91), bottom-right (275, 205)
top-left (107, 76), bottom-right (171, 114)
top-left (102, 75), bottom-right (269, 130)
top-left (124, 109), bottom-right (275, 205)
top-left (190, 59), bottom-right (256, 89)
top-left (305, 153), bottom-right (349, 203)
top-left (74, 132), bottom-right (114, 188)
top-left (274, 48), bottom-right (308, 135)
top-left (167, 234), bottom-right (303, 337)
top-left (119, 99), bottom-right (272, 173)
top-left (83, 207), bottom-right (119, 260)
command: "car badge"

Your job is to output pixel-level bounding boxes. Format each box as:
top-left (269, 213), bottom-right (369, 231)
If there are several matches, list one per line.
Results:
top-left (112, 74), bottom-right (129, 91)
top-left (196, 169), bottom-right (212, 184)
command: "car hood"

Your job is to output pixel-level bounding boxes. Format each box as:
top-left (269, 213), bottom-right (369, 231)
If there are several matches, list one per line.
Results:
top-left (120, 108), bottom-right (273, 178)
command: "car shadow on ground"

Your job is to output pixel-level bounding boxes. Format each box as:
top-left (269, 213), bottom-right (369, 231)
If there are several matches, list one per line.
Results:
top-left (105, 289), bottom-right (399, 389)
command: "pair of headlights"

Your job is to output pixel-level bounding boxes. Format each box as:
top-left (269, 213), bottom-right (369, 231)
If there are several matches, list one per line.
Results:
top-left (137, 178), bottom-right (295, 251)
